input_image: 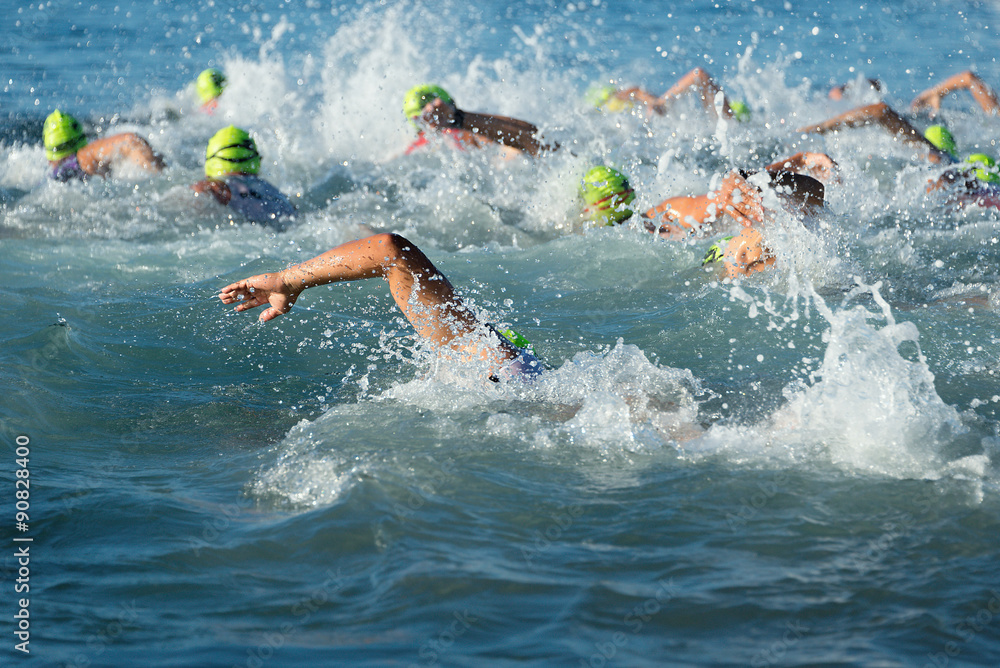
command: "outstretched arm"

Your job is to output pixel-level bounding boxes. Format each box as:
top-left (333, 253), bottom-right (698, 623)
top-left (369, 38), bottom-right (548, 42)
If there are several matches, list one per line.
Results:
top-left (796, 102), bottom-right (953, 164)
top-left (219, 233), bottom-right (515, 361)
top-left (911, 70), bottom-right (1000, 115)
top-left (614, 86), bottom-right (668, 116)
top-left (420, 98), bottom-right (556, 156)
top-left (77, 132), bottom-right (166, 177)
top-left (642, 170), bottom-right (765, 238)
top-left (765, 152), bottom-right (839, 184)
top-left (659, 67), bottom-right (736, 118)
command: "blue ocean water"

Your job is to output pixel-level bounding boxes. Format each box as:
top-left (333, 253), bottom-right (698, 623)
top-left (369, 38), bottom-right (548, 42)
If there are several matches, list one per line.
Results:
top-left (2, 0), bottom-right (1000, 666)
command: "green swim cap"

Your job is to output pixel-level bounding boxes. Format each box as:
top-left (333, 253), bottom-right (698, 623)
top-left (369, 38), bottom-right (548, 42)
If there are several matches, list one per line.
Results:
top-left (584, 84), bottom-right (616, 108)
top-left (729, 100), bottom-right (751, 122)
top-left (43, 109), bottom-right (87, 161)
top-left (965, 153), bottom-right (999, 184)
top-left (580, 165), bottom-right (636, 225)
top-left (703, 236), bottom-right (735, 265)
top-left (204, 126), bottom-right (261, 178)
top-left (498, 327), bottom-right (533, 352)
top-left (924, 125), bottom-right (957, 156)
top-left (403, 84), bottom-right (454, 121)
top-left (196, 68), bottom-right (226, 104)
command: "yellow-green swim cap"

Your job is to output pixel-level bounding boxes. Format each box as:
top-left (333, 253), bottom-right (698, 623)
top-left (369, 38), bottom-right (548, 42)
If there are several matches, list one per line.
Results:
top-left (580, 165), bottom-right (636, 225)
top-left (43, 109), bottom-right (88, 161)
top-left (965, 153), bottom-right (999, 184)
top-left (729, 100), bottom-right (751, 122)
top-left (403, 84), bottom-right (454, 123)
top-left (196, 68), bottom-right (226, 104)
top-left (703, 236), bottom-right (735, 265)
top-left (204, 126), bottom-right (261, 178)
top-left (924, 125), bottom-right (957, 157)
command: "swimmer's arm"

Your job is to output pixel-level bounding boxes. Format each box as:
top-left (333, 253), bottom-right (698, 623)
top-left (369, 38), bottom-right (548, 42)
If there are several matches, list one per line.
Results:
top-left (643, 194), bottom-right (714, 237)
top-left (659, 67), bottom-right (734, 118)
top-left (616, 87), bottom-right (666, 115)
top-left (764, 152), bottom-right (839, 184)
top-left (191, 179), bottom-right (232, 205)
top-left (219, 233), bottom-right (483, 349)
top-left (76, 133), bottom-right (165, 177)
top-left (796, 102), bottom-right (953, 164)
top-left (911, 70), bottom-right (1000, 115)
top-left (924, 167), bottom-right (976, 194)
top-left (421, 99), bottom-right (555, 156)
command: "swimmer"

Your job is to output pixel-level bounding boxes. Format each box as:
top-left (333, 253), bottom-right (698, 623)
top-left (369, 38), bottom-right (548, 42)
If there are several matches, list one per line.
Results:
top-left (911, 70), bottom-right (1000, 117)
top-left (219, 233), bottom-right (542, 381)
top-left (43, 109), bottom-right (165, 182)
top-left (798, 104), bottom-right (998, 206)
top-left (402, 84), bottom-right (556, 158)
top-left (641, 153), bottom-right (830, 239)
top-left (587, 67), bottom-right (751, 121)
top-left (925, 150), bottom-right (1000, 208)
top-left (796, 102), bottom-right (955, 164)
top-left (578, 162), bottom-right (814, 279)
top-left (191, 126), bottom-right (296, 227)
top-left (196, 68), bottom-right (226, 114)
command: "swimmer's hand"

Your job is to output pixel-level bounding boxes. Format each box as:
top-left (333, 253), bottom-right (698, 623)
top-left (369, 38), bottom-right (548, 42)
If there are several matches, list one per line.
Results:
top-left (219, 271), bottom-right (301, 322)
top-left (724, 227), bottom-right (774, 278)
top-left (420, 98), bottom-right (459, 128)
top-left (715, 171), bottom-right (764, 227)
top-left (910, 87), bottom-right (943, 116)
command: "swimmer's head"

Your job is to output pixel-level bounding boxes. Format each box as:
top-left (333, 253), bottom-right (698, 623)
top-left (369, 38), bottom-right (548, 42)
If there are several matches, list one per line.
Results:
top-left (924, 125), bottom-right (957, 157)
top-left (703, 236), bottom-right (735, 265)
top-left (43, 109), bottom-right (87, 161)
top-left (965, 153), bottom-right (999, 184)
top-left (584, 84), bottom-right (615, 108)
top-left (196, 68), bottom-right (227, 105)
top-left (204, 125), bottom-right (261, 177)
top-left (729, 100), bottom-right (751, 122)
top-left (403, 84), bottom-right (454, 127)
top-left (580, 165), bottom-right (636, 225)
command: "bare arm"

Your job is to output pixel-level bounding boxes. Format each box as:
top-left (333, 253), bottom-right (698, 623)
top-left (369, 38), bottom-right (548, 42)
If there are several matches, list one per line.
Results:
top-left (615, 86), bottom-right (667, 115)
top-left (191, 179), bottom-right (231, 205)
top-left (219, 233), bottom-right (516, 362)
top-left (764, 152), bottom-right (839, 184)
top-left (420, 99), bottom-right (555, 156)
top-left (659, 67), bottom-right (735, 118)
top-left (76, 132), bottom-right (165, 177)
top-left (796, 102), bottom-right (953, 164)
top-left (911, 70), bottom-right (1000, 115)
top-left (642, 171), bottom-right (765, 238)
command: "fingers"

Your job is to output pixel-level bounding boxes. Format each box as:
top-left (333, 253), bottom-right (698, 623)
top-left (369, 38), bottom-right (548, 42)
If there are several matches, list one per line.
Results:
top-left (218, 278), bottom-right (268, 313)
top-left (724, 183), bottom-right (764, 226)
